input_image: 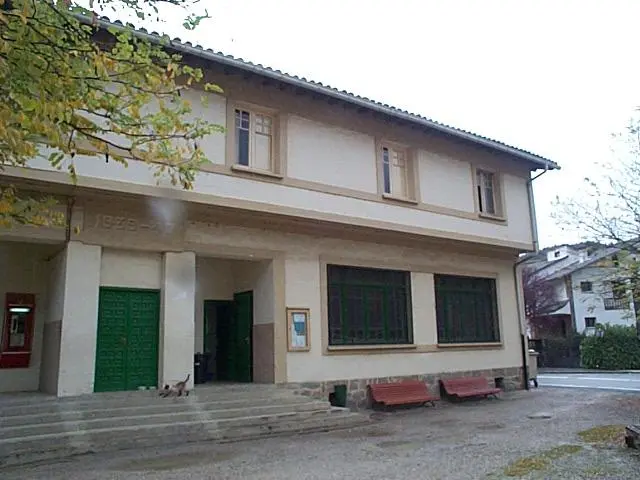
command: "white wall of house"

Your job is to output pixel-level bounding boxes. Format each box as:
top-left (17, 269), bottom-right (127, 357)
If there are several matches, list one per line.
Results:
top-left (571, 267), bottom-right (636, 333)
top-left (553, 278), bottom-right (569, 302)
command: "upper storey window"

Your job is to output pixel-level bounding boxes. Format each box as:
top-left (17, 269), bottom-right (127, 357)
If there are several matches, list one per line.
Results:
top-left (378, 141), bottom-right (417, 202)
top-left (235, 108), bottom-right (274, 171)
top-left (475, 168), bottom-right (503, 218)
top-left (227, 101), bottom-right (284, 178)
top-left (382, 145), bottom-right (408, 197)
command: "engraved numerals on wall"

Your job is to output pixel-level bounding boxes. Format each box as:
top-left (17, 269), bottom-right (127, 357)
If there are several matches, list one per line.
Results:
top-left (91, 214), bottom-right (177, 235)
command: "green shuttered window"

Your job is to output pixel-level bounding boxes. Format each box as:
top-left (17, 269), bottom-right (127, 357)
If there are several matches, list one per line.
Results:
top-left (327, 265), bottom-right (413, 346)
top-left (434, 274), bottom-right (500, 344)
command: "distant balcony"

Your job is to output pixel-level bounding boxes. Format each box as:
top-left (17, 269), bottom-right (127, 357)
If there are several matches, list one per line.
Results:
top-left (603, 297), bottom-right (628, 310)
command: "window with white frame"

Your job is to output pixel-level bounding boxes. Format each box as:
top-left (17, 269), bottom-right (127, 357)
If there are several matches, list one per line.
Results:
top-left (381, 144), bottom-right (409, 198)
top-left (584, 317), bottom-right (596, 328)
top-left (234, 108), bottom-right (274, 171)
top-left (476, 169), bottom-right (498, 215)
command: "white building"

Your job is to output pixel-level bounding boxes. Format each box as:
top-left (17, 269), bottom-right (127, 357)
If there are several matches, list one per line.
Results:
top-left (0, 19), bottom-right (558, 404)
top-left (523, 245), bottom-right (636, 336)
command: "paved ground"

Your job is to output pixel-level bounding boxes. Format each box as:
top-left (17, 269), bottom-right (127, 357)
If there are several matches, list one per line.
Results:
top-left (539, 373), bottom-right (640, 392)
top-left (2, 388), bottom-right (640, 479)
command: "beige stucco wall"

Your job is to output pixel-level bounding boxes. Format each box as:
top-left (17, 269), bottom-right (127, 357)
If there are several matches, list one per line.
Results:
top-left (0, 187), bottom-right (526, 393)
top-left (287, 115), bottom-right (378, 193)
top-left (183, 218), bottom-right (522, 385)
top-left (39, 248), bottom-right (66, 394)
top-left (0, 242), bottom-right (51, 393)
top-left (17, 153), bottom-right (533, 249)
top-left (182, 89), bottom-right (227, 166)
top-left (160, 251), bottom-right (196, 388)
top-left (57, 241), bottom-right (102, 396)
top-left (418, 150), bottom-right (476, 212)
top-left (284, 253), bottom-right (520, 383)
top-left (10, 70), bottom-right (539, 252)
top-left (100, 248), bottom-right (163, 289)
top-left (234, 260), bottom-right (275, 326)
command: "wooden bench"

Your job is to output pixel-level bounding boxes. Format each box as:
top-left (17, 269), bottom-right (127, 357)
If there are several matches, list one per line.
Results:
top-left (440, 376), bottom-right (501, 400)
top-left (368, 380), bottom-right (438, 408)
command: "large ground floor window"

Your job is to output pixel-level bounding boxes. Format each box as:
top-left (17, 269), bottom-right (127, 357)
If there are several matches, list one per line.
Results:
top-left (327, 264), bottom-right (413, 346)
top-left (434, 274), bottom-right (500, 344)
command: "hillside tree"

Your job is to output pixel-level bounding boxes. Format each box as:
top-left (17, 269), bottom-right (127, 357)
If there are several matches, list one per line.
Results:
top-left (554, 113), bottom-right (640, 334)
top-left (522, 266), bottom-right (563, 337)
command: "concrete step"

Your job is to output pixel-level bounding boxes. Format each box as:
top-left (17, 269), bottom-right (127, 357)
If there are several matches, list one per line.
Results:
top-left (0, 401), bottom-right (330, 438)
top-left (0, 389), bottom-right (310, 417)
top-left (0, 383), bottom-right (286, 406)
top-left (0, 407), bottom-right (371, 467)
top-left (0, 395), bottom-right (327, 426)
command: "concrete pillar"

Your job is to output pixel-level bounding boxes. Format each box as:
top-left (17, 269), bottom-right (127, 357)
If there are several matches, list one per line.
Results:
top-left (160, 251), bottom-right (196, 389)
top-left (57, 241), bottom-right (101, 396)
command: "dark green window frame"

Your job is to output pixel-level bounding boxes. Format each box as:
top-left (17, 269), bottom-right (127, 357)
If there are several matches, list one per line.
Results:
top-left (434, 274), bottom-right (500, 344)
top-left (327, 264), bottom-right (413, 346)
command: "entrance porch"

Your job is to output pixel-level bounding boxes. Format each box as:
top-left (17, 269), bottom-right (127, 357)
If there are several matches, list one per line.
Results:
top-left (0, 234), bottom-right (281, 397)
top-left (195, 255), bottom-right (278, 385)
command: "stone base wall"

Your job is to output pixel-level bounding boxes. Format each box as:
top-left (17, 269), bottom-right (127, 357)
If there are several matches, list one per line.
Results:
top-left (289, 367), bottom-right (524, 409)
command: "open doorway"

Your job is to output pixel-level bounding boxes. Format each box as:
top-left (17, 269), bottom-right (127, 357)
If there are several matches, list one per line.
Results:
top-left (203, 291), bottom-right (253, 383)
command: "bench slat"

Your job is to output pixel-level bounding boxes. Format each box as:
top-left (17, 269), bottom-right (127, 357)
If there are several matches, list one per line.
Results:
top-left (368, 381), bottom-right (438, 407)
top-left (441, 376), bottom-right (501, 399)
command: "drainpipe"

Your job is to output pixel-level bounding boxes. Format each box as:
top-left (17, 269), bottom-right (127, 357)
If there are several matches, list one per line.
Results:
top-left (516, 166), bottom-right (550, 390)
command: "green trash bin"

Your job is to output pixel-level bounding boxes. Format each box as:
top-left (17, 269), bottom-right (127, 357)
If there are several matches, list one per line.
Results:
top-left (332, 384), bottom-right (347, 408)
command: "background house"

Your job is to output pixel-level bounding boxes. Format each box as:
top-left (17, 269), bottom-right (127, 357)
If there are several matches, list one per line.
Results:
top-left (521, 243), bottom-right (637, 338)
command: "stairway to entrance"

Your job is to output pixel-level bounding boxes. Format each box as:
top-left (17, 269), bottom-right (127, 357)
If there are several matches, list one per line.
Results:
top-left (0, 384), bottom-right (371, 468)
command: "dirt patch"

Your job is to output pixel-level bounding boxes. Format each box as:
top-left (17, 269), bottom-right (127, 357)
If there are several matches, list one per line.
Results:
top-left (502, 444), bottom-right (583, 477)
top-left (577, 424), bottom-right (626, 445)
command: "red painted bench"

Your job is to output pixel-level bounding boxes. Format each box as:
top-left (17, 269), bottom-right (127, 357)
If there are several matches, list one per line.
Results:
top-left (440, 376), bottom-right (501, 399)
top-left (368, 380), bottom-right (438, 408)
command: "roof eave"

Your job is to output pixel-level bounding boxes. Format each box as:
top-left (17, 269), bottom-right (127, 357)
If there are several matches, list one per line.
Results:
top-left (85, 16), bottom-right (560, 172)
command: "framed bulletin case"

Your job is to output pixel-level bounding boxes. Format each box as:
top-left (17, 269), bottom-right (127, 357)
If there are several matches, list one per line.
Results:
top-left (287, 307), bottom-right (310, 352)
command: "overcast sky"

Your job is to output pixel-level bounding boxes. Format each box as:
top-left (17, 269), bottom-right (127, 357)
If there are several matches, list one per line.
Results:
top-left (106, 0), bottom-right (640, 248)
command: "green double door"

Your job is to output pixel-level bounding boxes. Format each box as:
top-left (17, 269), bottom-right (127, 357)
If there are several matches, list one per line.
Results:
top-left (94, 288), bottom-right (160, 392)
top-left (230, 291), bottom-right (253, 383)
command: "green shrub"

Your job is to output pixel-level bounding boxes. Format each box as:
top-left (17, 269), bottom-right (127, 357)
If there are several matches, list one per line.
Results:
top-left (580, 324), bottom-right (640, 370)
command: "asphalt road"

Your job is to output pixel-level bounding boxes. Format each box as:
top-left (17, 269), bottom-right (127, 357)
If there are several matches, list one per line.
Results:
top-left (538, 372), bottom-right (640, 392)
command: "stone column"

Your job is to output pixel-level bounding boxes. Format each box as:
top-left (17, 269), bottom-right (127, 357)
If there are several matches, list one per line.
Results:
top-left (57, 241), bottom-right (102, 397)
top-left (160, 251), bottom-right (196, 389)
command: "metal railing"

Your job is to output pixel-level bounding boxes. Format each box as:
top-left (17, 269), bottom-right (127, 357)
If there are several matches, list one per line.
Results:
top-left (603, 297), bottom-right (628, 310)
